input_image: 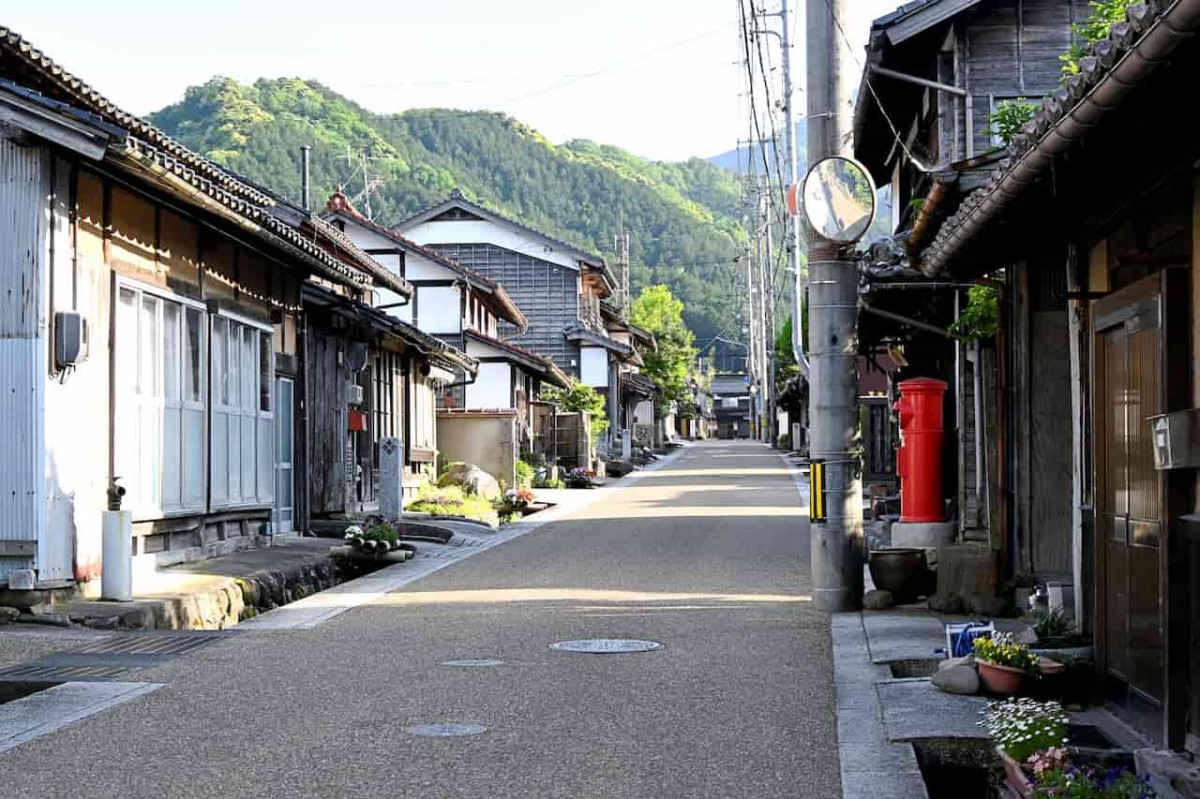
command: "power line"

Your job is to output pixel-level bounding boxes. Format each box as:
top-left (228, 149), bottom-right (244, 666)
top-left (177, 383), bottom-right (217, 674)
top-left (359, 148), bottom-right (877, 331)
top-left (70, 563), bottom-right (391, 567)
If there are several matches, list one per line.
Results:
top-left (501, 25), bottom-right (737, 105)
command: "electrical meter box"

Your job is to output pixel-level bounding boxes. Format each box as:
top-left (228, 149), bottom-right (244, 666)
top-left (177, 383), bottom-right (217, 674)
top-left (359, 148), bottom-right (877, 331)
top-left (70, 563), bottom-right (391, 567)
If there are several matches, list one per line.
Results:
top-left (1149, 408), bottom-right (1200, 470)
top-left (54, 311), bottom-right (88, 368)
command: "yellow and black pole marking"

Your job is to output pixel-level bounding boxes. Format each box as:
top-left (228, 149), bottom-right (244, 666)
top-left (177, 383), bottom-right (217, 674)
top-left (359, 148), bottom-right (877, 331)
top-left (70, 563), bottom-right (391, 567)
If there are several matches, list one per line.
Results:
top-left (809, 459), bottom-right (826, 522)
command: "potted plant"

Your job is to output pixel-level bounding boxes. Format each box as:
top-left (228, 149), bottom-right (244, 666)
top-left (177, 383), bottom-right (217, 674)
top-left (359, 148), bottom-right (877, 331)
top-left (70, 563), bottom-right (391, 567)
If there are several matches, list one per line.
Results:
top-left (974, 632), bottom-right (1041, 695)
top-left (564, 467), bottom-right (595, 489)
top-left (1026, 756), bottom-right (1155, 797)
top-left (979, 698), bottom-right (1068, 797)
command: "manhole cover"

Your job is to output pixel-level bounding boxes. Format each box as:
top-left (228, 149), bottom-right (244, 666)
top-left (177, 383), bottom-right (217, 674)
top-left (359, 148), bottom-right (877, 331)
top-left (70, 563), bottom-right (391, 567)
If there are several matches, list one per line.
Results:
top-left (441, 659), bottom-right (506, 667)
top-left (404, 723), bottom-right (487, 737)
top-left (550, 639), bottom-right (662, 654)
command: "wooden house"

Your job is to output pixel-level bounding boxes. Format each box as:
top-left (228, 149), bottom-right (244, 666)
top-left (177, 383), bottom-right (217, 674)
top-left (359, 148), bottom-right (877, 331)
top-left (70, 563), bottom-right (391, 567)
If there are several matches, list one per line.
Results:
top-left (875, 0), bottom-right (1200, 752)
top-left (393, 191), bottom-right (632, 450)
top-left (0, 28), bottom-right (419, 589)
top-left (853, 0), bottom-right (1088, 567)
top-left (319, 191), bottom-right (567, 457)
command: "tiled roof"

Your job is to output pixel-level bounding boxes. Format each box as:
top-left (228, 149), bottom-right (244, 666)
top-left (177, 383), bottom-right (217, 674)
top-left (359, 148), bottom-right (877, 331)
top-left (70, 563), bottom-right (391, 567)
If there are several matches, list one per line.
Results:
top-left (323, 190), bottom-right (527, 328)
top-left (0, 27), bottom-right (372, 291)
top-left (463, 329), bottom-right (569, 387)
top-left (920, 0), bottom-right (1197, 274)
top-left (395, 189), bottom-right (608, 271)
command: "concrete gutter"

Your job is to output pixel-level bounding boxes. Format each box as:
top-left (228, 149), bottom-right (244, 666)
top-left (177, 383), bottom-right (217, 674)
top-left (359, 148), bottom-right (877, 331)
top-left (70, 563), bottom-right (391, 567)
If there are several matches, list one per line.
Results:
top-left (921, 0), bottom-right (1200, 275)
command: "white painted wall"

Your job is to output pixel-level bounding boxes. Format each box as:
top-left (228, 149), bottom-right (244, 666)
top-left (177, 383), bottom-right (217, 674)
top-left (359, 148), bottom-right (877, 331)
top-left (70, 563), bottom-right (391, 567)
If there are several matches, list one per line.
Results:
top-left (634, 400), bottom-right (655, 426)
top-left (580, 346), bottom-right (608, 388)
top-left (465, 362), bottom-right (512, 409)
top-left (417, 285), bottom-right (461, 334)
top-left (402, 218), bottom-right (583, 272)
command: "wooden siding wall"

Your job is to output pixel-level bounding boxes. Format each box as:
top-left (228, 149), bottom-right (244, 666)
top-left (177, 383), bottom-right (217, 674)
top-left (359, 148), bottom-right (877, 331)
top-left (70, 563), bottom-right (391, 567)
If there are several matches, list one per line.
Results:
top-left (963, 0), bottom-right (1088, 157)
top-left (428, 244), bottom-right (580, 376)
top-left (306, 326), bottom-right (347, 516)
top-left (1014, 259), bottom-right (1074, 578)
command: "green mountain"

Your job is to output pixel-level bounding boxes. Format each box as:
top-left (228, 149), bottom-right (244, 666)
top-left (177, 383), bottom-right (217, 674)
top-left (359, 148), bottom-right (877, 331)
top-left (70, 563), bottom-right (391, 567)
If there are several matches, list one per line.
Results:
top-left (149, 77), bottom-right (745, 343)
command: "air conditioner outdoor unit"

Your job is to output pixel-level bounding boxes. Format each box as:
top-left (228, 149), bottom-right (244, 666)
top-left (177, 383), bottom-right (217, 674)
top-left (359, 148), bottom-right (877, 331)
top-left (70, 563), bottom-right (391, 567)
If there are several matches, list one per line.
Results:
top-left (347, 384), bottom-right (365, 406)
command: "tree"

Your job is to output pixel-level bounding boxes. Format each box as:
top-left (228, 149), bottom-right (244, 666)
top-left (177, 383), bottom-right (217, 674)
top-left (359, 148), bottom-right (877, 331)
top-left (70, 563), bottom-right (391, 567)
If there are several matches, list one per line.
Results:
top-left (540, 381), bottom-right (609, 442)
top-left (631, 285), bottom-right (698, 411)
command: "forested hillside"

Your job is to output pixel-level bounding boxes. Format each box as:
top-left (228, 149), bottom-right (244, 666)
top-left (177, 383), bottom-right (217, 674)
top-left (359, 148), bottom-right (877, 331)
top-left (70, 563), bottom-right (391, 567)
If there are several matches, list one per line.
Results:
top-left (149, 77), bottom-right (746, 342)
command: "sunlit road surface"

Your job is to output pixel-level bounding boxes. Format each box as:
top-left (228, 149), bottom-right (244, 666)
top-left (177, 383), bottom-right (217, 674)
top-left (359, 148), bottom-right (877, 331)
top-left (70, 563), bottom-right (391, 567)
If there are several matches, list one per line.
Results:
top-left (0, 440), bottom-right (838, 799)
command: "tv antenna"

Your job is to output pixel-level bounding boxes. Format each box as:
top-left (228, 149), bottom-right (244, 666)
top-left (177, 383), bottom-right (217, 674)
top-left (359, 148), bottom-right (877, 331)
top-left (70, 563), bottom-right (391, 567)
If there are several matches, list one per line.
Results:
top-left (338, 146), bottom-right (389, 220)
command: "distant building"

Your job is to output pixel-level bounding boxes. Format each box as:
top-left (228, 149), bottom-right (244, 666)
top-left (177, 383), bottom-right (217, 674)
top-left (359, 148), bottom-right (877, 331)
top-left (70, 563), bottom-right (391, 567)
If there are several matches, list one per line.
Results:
top-left (711, 373), bottom-right (754, 439)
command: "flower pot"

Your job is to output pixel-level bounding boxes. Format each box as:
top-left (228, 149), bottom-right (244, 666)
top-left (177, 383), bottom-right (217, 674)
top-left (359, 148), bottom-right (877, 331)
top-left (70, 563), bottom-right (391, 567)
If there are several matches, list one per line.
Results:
top-left (977, 660), bottom-right (1025, 695)
top-left (997, 748), bottom-right (1033, 798)
top-left (867, 548), bottom-right (928, 603)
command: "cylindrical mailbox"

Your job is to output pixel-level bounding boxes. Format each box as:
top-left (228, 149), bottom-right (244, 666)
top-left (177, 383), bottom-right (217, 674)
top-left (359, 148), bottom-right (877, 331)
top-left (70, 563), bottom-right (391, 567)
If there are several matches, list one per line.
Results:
top-left (894, 377), bottom-right (948, 523)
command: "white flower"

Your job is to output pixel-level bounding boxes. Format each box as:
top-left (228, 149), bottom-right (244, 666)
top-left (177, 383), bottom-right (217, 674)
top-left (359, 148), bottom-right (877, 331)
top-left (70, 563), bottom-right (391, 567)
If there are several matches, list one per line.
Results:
top-left (345, 525), bottom-right (363, 537)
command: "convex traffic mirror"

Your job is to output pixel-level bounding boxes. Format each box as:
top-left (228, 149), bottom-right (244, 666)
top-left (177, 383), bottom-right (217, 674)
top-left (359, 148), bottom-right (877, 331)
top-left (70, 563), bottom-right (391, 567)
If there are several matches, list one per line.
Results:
top-left (802, 156), bottom-right (876, 244)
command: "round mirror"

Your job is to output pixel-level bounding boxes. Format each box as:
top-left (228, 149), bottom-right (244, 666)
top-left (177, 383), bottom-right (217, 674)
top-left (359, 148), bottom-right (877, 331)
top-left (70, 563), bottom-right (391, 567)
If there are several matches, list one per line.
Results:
top-left (801, 156), bottom-right (876, 244)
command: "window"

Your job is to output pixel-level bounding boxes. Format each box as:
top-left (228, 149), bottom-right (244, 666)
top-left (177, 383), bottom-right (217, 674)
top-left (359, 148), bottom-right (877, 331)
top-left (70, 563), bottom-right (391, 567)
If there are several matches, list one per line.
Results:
top-left (113, 284), bottom-right (207, 518)
top-left (410, 378), bottom-right (437, 452)
top-left (211, 314), bottom-right (274, 508)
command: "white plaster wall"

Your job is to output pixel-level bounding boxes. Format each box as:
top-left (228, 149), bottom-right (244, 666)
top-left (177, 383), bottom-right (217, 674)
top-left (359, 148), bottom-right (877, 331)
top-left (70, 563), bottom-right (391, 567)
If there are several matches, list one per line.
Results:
top-left (417, 285), bottom-right (461, 334)
top-left (402, 218), bottom-right (582, 272)
top-left (580, 346), bottom-right (608, 388)
top-left (465, 362), bottom-right (512, 409)
top-left (634, 400), bottom-right (655, 426)
top-left (405, 252), bottom-right (456, 281)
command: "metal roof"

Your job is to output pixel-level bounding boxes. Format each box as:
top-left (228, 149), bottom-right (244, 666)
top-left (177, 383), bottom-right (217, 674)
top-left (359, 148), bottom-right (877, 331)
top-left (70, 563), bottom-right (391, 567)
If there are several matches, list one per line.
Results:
top-left (871, 0), bottom-right (983, 44)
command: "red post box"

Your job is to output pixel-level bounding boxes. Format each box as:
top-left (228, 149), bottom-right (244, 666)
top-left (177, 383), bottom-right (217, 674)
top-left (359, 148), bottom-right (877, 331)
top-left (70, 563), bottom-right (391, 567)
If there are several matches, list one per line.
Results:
top-left (894, 377), bottom-right (948, 523)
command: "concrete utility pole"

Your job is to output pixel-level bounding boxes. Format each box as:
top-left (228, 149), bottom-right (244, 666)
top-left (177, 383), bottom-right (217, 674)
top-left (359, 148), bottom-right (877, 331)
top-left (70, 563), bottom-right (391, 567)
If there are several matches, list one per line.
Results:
top-left (806, 0), bottom-right (863, 612)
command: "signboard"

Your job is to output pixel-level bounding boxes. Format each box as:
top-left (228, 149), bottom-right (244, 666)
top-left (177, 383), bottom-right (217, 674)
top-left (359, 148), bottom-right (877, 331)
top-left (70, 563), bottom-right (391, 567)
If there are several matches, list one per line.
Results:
top-left (809, 459), bottom-right (826, 522)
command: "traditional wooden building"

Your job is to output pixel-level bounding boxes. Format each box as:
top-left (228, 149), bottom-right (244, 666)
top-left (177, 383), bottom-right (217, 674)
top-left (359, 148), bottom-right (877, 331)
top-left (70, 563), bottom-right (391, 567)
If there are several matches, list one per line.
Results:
top-left (0, 28), bottom-right (413, 588)
top-left (393, 191), bottom-right (631, 451)
top-left (885, 0), bottom-right (1200, 751)
top-left (320, 191), bottom-right (566, 455)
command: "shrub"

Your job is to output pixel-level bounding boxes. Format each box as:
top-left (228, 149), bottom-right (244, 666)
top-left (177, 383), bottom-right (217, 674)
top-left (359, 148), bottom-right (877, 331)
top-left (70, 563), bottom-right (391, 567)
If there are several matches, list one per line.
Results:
top-left (979, 698), bottom-right (1069, 763)
top-left (407, 484), bottom-right (498, 525)
top-left (515, 460), bottom-right (535, 489)
top-left (984, 99), bottom-right (1038, 146)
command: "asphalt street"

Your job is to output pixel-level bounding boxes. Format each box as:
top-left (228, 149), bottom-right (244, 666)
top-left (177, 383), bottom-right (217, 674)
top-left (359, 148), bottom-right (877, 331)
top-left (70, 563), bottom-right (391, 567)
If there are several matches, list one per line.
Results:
top-left (0, 441), bottom-right (838, 799)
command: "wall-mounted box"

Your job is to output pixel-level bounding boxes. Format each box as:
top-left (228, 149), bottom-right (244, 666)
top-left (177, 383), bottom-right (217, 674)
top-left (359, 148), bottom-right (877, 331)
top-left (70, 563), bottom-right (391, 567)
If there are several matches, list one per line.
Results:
top-left (1149, 408), bottom-right (1200, 470)
top-left (54, 311), bottom-right (88, 368)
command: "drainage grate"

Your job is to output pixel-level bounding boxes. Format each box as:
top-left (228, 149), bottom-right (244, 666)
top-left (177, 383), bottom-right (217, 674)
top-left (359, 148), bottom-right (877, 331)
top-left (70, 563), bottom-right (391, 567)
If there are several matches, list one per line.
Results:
top-left (550, 639), bottom-right (662, 654)
top-left (405, 723), bottom-right (487, 737)
top-left (0, 632), bottom-right (232, 683)
top-left (70, 631), bottom-right (229, 657)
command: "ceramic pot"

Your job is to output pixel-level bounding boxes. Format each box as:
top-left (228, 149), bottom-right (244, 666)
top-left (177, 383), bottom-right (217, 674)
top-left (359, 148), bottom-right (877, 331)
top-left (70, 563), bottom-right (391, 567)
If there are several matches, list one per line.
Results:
top-left (978, 660), bottom-right (1024, 695)
top-left (867, 548), bottom-right (928, 603)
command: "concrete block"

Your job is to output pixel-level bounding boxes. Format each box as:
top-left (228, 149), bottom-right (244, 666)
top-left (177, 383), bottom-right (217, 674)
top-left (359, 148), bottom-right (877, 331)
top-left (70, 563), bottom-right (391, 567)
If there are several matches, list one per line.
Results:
top-left (1135, 749), bottom-right (1200, 798)
top-left (892, 521), bottom-right (956, 549)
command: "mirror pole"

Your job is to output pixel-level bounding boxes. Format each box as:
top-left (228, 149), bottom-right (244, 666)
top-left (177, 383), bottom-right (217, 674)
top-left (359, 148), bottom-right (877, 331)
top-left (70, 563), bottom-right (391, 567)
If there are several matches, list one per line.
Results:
top-left (806, 0), bottom-right (864, 613)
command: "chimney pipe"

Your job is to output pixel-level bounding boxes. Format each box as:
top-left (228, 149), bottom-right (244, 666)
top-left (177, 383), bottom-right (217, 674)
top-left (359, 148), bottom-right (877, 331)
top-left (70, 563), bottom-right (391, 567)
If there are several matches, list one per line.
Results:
top-left (300, 146), bottom-right (311, 211)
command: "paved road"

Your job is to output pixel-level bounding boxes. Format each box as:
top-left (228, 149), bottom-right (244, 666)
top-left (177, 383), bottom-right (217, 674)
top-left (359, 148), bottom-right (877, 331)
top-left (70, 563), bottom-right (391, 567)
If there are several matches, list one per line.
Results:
top-left (0, 441), bottom-right (838, 799)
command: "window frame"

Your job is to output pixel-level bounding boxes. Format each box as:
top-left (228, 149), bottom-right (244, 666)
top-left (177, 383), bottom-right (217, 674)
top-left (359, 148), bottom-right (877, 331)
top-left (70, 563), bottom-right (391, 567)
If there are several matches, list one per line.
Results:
top-left (210, 309), bottom-right (275, 510)
top-left (113, 277), bottom-right (209, 521)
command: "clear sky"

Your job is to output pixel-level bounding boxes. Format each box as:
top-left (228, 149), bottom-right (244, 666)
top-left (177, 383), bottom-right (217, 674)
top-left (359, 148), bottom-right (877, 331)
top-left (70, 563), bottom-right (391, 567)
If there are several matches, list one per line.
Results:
top-left (3, 0), bottom-right (899, 162)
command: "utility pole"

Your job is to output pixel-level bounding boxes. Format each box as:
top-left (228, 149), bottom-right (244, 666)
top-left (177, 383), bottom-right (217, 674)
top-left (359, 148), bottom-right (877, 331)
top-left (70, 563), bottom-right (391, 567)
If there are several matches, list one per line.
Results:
top-left (806, 0), bottom-right (863, 612)
top-left (614, 231), bottom-right (631, 315)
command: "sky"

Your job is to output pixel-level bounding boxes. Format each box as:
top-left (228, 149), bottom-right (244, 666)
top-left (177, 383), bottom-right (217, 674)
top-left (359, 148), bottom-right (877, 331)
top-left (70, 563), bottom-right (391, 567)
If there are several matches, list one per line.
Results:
top-left (2, 0), bottom-right (899, 162)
